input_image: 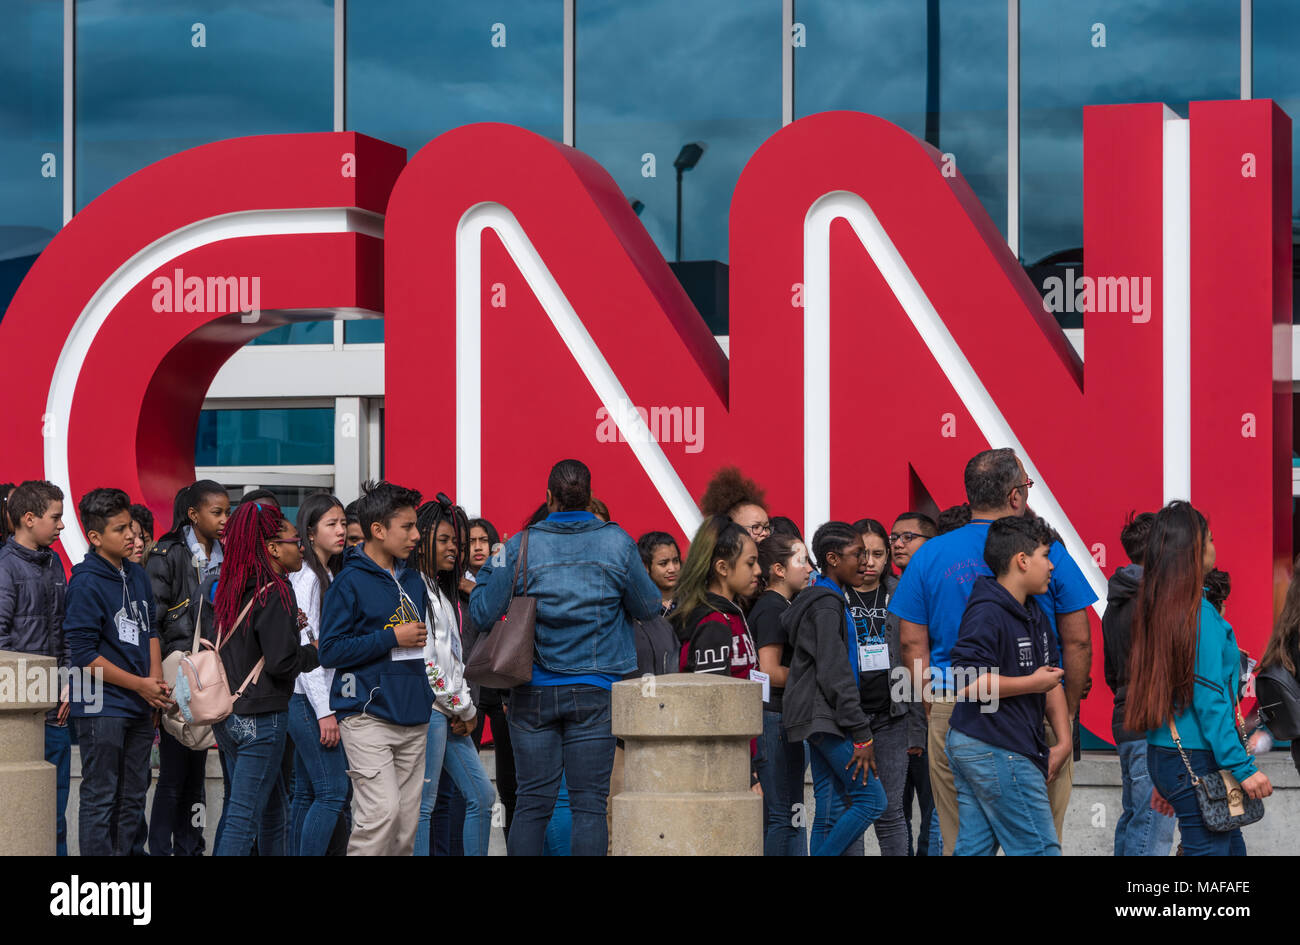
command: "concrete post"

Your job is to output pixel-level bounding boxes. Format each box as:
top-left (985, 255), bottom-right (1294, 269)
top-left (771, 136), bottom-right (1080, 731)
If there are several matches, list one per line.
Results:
top-left (0, 650), bottom-right (56, 855)
top-left (611, 673), bottom-right (762, 855)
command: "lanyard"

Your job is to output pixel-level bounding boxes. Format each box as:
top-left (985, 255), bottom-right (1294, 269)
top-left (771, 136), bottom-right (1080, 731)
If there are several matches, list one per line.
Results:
top-left (849, 586), bottom-right (886, 643)
top-left (390, 570), bottom-right (421, 623)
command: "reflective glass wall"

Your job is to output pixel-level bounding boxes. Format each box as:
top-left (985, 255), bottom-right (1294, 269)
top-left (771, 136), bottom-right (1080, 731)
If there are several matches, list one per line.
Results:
top-left (0, 0), bottom-right (62, 314)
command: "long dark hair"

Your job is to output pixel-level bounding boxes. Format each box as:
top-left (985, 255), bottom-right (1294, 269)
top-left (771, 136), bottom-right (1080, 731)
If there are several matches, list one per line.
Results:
top-left (1262, 555), bottom-right (1300, 676)
top-left (757, 532), bottom-right (802, 590)
top-left (297, 492), bottom-right (345, 595)
top-left (671, 515), bottom-right (750, 628)
top-left (413, 496), bottom-right (470, 602)
top-left (215, 501), bottom-right (295, 642)
top-left (1124, 501), bottom-right (1210, 732)
top-left (0, 483), bottom-right (15, 543)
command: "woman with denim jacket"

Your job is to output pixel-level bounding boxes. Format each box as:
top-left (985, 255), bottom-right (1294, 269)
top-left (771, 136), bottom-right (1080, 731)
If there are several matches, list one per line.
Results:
top-left (1126, 501), bottom-right (1272, 855)
top-left (411, 498), bottom-right (495, 856)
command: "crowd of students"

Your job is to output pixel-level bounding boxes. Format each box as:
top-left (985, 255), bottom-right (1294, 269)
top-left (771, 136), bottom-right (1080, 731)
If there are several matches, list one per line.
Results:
top-left (0, 444), bottom-right (1293, 856)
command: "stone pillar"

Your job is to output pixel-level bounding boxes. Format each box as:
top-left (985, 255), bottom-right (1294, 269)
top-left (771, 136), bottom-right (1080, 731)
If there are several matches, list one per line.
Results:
top-left (611, 673), bottom-right (762, 856)
top-left (0, 650), bottom-right (56, 855)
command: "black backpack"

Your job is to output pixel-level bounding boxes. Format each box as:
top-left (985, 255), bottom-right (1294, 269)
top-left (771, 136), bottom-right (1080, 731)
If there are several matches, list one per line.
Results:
top-left (1255, 663), bottom-right (1300, 741)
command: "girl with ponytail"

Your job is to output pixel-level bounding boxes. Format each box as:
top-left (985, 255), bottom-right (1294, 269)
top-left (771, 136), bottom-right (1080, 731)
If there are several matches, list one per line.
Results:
top-left (206, 501), bottom-right (320, 856)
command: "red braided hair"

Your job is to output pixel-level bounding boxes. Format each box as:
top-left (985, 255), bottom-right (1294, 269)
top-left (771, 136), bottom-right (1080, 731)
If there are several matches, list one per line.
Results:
top-left (215, 501), bottom-right (294, 641)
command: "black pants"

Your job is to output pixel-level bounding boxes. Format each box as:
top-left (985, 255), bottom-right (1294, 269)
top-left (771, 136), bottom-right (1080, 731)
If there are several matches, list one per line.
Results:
top-left (470, 699), bottom-right (516, 839)
top-left (902, 748), bottom-right (935, 856)
top-left (148, 728), bottom-right (207, 855)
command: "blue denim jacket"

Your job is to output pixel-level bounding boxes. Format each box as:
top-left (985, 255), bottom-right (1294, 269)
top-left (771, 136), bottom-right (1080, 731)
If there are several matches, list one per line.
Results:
top-left (469, 511), bottom-right (661, 677)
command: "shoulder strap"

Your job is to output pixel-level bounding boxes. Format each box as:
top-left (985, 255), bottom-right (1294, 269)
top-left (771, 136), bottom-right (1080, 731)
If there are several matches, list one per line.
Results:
top-left (213, 582), bottom-right (275, 655)
top-left (510, 529), bottom-right (531, 599)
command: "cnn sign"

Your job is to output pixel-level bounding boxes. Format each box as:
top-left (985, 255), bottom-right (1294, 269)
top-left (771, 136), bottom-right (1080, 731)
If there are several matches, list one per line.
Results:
top-left (1, 102), bottom-right (1291, 741)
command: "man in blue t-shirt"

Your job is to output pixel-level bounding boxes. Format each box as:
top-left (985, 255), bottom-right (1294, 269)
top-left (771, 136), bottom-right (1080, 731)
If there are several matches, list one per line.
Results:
top-left (889, 448), bottom-right (1097, 855)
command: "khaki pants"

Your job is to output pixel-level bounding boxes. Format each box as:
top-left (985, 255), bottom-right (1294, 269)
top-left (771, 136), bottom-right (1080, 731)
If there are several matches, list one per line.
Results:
top-left (606, 743), bottom-right (625, 855)
top-left (926, 698), bottom-right (960, 856)
top-left (1045, 718), bottom-right (1073, 843)
top-left (338, 714), bottom-right (427, 856)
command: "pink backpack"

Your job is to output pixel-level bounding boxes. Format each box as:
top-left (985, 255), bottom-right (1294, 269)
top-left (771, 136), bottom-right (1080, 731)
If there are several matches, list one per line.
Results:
top-left (172, 583), bottom-right (272, 730)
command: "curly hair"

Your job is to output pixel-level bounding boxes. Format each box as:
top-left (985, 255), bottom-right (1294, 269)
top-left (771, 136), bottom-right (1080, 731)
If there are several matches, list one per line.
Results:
top-left (699, 467), bottom-right (767, 519)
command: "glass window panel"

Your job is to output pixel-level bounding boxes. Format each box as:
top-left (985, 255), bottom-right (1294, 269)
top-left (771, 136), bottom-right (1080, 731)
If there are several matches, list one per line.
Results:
top-left (249, 321), bottom-right (335, 346)
top-left (75, 0), bottom-right (332, 209)
top-left (793, 0), bottom-right (1008, 239)
top-left (343, 320), bottom-right (385, 344)
top-left (347, 0), bottom-right (563, 157)
top-left (0, 0), bottom-right (62, 318)
top-left (195, 407), bottom-right (334, 466)
top-left (576, 0), bottom-right (782, 268)
top-left (1020, 0), bottom-right (1238, 266)
top-left (1252, 0), bottom-right (1300, 322)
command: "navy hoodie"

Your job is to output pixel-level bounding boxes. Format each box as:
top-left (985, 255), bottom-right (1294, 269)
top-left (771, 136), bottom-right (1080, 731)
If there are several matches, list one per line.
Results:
top-left (318, 544), bottom-right (434, 726)
top-left (949, 576), bottom-right (1061, 777)
top-left (64, 550), bottom-right (157, 718)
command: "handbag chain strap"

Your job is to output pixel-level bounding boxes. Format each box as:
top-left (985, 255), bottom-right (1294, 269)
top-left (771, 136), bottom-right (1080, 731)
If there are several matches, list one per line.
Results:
top-left (1167, 678), bottom-right (1254, 788)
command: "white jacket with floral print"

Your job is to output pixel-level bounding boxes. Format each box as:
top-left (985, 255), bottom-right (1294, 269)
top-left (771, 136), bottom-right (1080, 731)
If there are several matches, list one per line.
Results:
top-left (420, 574), bottom-right (476, 721)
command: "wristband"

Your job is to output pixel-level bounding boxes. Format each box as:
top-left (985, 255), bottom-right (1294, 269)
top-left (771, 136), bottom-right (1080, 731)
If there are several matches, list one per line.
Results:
top-left (853, 739), bottom-right (873, 749)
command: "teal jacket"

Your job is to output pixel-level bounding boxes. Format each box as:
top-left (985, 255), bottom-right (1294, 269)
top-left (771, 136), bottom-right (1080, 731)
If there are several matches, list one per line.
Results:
top-left (1146, 596), bottom-right (1256, 782)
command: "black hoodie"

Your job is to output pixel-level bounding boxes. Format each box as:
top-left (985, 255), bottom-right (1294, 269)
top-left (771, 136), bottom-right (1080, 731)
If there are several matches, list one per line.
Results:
top-left (1101, 564), bottom-right (1143, 743)
top-left (949, 576), bottom-right (1060, 777)
top-left (779, 582), bottom-right (873, 744)
top-left (198, 574), bottom-right (319, 716)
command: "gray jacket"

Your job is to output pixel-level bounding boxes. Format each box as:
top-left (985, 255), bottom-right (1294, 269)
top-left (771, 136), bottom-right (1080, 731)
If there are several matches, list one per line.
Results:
top-left (0, 538), bottom-right (69, 721)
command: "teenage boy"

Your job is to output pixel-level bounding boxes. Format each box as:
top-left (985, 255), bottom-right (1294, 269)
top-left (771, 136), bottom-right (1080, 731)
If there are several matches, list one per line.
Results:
top-left (65, 487), bottom-right (170, 856)
top-left (0, 480), bottom-right (70, 854)
top-left (319, 480), bottom-right (433, 856)
top-left (945, 515), bottom-right (1071, 856)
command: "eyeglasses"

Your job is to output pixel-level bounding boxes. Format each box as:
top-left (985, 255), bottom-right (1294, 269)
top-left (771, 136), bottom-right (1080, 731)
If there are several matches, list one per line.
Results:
top-left (889, 532), bottom-right (925, 545)
top-left (270, 538), bottom-right (303, 550)
top-left (742, 521), bottom-right (772, 538)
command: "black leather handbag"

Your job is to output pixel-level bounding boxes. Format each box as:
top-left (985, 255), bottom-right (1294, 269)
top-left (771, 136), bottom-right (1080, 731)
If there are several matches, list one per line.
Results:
top-left (1167, 714), bottom-right (1264, 833)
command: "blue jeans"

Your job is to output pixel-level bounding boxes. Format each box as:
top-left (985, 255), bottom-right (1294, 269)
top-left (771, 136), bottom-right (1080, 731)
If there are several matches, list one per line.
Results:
top-left (757, 710), bottom-right (807, 855)
top-left (508, 684), bottom-right (616, 856)
top-left (807, 732), bottom-right (887, 856)
top-left (75, 714), bottom-right (153, 856)
top-left (1147, 745), bottom-right (1248, 856)
top-left (213, 710), bottom-right (288, 856)
top-left (1115, 739), bottom-right (1177, 856)
top-left (45, 722), bottom-right (71, 856)
top-left (415, 711), bottom-right (495, 856)
top-left (287, 693), bottom-right (350, 856)
top-left (544, 775), bottom-right (571, 856)
top-left (947, 727), bottom-right (1060, 856)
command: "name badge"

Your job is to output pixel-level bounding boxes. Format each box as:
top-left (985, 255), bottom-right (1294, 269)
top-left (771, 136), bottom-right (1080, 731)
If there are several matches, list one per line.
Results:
top-left (858, 642), bottom-right (889, 672)
top-left (749, 669), bottom-right (771, 703)
top-left (115, 609), bottom-right (141, 646)
top-left (390, 645), bottom-right (424, 662)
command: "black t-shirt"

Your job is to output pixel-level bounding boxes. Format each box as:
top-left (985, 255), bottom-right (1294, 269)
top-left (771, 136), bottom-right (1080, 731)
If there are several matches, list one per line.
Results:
top-left (748, 589), bottom-right (792, 713)
top-left (847, 585), bottom-right (891, 716)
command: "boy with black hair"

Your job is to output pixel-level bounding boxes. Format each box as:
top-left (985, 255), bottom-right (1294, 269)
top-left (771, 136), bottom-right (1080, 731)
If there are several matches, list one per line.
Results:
top-left (65, 487), bottom-right (169, 856)
top-left (945, 515), bottom-right (1070, 856)
top-left (319, 480), bottom-right (433, 856)
top-left (1101, 510), bottom-right (1174, 856)
top-left (344, 499), bottom-right (364, 547)
top-left (0, 480), bottom-right (71, 854)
